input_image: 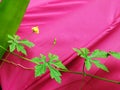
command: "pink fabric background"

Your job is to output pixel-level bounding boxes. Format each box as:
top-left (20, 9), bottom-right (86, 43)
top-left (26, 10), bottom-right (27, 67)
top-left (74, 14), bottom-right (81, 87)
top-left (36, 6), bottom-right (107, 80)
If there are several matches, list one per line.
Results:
top-left (0, 0), bottom-right (120, 90)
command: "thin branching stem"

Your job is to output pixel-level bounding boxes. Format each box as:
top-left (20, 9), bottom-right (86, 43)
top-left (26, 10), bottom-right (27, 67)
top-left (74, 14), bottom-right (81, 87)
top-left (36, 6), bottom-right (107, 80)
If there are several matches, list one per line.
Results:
top-left (80, 61), bottom-right (86, 90)
top-left (61, 70), bottom-right (120, 84)
top-left (0, 45), bottom-right (37, 63)
top-left (1, 45), bottom-right (120, 84)
top-left (1, 59), bottom-right (33, 70)
top-left (0, 50), bottom-right (10, 68)
top-left (1, 58), bottom-right (120, 84)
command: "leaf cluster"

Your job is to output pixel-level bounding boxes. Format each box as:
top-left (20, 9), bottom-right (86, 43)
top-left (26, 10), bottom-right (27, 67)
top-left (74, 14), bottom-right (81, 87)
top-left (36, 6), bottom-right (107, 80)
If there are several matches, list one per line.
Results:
top-left (74, 48), bottom-right (120, 72)
top-left (31, 53), bottom-right (67, 83)
top-left (73, 48), bottom-right (109, 72)
top-left (8, 35), bottom-right (34, 55)
top-left (4, 35), bottom-right (120, 84)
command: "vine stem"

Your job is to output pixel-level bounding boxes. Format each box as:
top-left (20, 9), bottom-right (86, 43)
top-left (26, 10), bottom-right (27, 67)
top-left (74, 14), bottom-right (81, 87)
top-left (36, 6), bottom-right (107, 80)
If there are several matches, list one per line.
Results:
top-left (60, 70), bottom-right (120, 84)
top-left (80, 61), bottom-right (86, 90)
top-left (0, 45), bottom-right (36, 63)
top-left (0, 52), bottom-right (10, 68)
top-left (46, 38), bottom-right (56, 53)
top-left (1, 59), bottom-right (33, 70)
top-left (1, 59), bottom-right (120, 84)
top-left (0, 45), bottom-right (120, 84)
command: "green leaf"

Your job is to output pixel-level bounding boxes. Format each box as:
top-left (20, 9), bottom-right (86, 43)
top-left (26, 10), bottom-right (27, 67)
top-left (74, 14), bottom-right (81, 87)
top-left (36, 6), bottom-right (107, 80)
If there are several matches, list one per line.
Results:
top-left (73, 48), bottom-right (89, 58)
top-left (52, 60), bottom-right (68, 70)
top-left (48, 66), bottom-right (62, 83)
top-left (7, 35), bottom-right (34, 55)
top-left (48, 53), bottom-right (67, 70)
top-left (73, 48), bottom-right (82, 56)
top-left (8, 35), bottom-right (14, 40)
top-left (9, 42), bottom-right (16, 52)
top-left (32, 53), bottom-right (63, 83)
top-left (109, 51), bottom-right (120, 59)
top-left (14, 35), bottom-right (20, 40)
top-left (92, 60), bottom-right (109, 72)
top-left (85, 59), bottom-right (92, 70)
top-left (8, 35), bottom-right (19, 43)
top-left (8, 35), bottom-right (28, 54)
top-left (16, 44), bottom-right (26, 55)
top-left (48, 53), bottom-right (59, 62)
top-left (31, 57), bottom-right (41, 64)
top-left (20, 40), bottom-right (35, 48)
top-left (90, 49), bottom-right (108, 58)
top-left (35, 64), bottom-right (46, 77)
top-left (80, 48), bottom-right (90, 55)
top-left (0, 0), bottom-right (30, 59)
top-left (8, 40), bottom-right (13, 43)
top-left (40, 54), bottom-right (46, 62)
top-left (31, 54), bottom-right (46, 64)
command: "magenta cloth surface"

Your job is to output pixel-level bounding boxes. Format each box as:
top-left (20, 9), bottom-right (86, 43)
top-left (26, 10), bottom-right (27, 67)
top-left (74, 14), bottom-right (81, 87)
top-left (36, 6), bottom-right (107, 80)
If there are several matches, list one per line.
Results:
top-left (0, 0), bottom-right (120, 90)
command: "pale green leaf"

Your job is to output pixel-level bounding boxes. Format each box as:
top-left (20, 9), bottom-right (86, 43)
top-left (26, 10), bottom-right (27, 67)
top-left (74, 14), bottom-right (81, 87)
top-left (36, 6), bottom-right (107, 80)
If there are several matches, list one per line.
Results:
top-left (80, 48), bottom-right (90, 55)
top-left (9, 43), bottom-right (16, 52)
top-left (35, 64), bottom-right (46, 77)
top-left (14, 35), bottom-right (20, 40)
top-left (48, 53), bottom-right (67, 70)
top-left (8, 35), bottom-right (14, 40)
top-left (40, 54), bottom-right (46, 62)
top-left (52, 60), bottom-right (68, 70)
top-left (48, 53), bottom-right (59, 62)
top-left (92, 60), bottom-right (109, 72)
top-left (31, 57), bottom-right (41, 64)
top-left (73, 48), bottom-right (82, 55)
top-left (109, 51), bottom-right (120, 59)
top-left (32, 54), bottom-right (46, 64)
top-left (8, 40), bottom-right (13, 43)
top-left (16, 44), bottom-right (26, 55)
top-left (20, 40), bottom-right (34, 48)
top-left (90, 49), bottom-right (108, 58)
top-left (73, 48), bottom-right (89, 58)
top-left (48, 66), bottom-right (61, 83)
top-left (85, 59), bottom-right (92, 70)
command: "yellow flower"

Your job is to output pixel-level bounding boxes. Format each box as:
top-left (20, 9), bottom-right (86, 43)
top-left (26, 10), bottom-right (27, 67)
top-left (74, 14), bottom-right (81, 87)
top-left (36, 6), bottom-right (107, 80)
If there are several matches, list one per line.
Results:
top-left (32, 26), bottom-right (39, 34)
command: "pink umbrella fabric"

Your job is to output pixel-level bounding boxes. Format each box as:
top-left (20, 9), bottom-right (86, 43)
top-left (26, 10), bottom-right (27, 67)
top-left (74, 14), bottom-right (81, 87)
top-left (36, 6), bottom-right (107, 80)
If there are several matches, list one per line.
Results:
top-left (0, 0), bottom-right (120, 90)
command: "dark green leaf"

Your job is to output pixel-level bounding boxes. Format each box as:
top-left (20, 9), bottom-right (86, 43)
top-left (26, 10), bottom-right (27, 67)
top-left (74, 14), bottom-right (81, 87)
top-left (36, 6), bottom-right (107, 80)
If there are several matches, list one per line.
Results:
top-left (109, 51), bottom-right (120, 59)
top-left (90, 49), bottom-right (108, 58)
top-left (35, 64), bottom-right (46, 77)
top-left (20, 40), bottom-right (34, 48)
top-left (0, 0), bottom-right (30, 59)
top-left (92, 60), bottom-right (109, 72)
top-left (0, 45), bottom-right (7, 51)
